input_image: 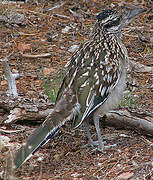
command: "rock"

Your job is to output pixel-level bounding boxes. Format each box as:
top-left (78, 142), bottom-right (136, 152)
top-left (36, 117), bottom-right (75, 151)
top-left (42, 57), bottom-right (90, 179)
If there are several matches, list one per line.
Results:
top-left (68, 45), bottom-right (79, 53)
top-left (62, 26), bottom-right (71, 34)
top-left (0, 135), bottom-right (11, 153)
top-left (0, 135), bottom-right (10, 144)
top-left (117, 172), bottom-right (134, 180)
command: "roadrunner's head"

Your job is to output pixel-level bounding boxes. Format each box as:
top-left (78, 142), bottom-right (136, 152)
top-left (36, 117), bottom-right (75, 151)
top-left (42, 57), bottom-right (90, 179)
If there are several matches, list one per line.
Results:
top-left (96, 5), bottom-right (145, 34)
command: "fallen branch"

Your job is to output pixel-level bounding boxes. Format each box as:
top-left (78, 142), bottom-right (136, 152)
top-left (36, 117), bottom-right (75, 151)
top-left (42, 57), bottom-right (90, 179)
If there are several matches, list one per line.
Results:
top-left (1, 58), bottom-right (18, 98)
top-left (129, 60), bottom-right (153, 73)
top-left (103, 109), bottom-right (153, 136)
top-left (0, 94), bottom-right (53, 124)
top-left (0, 94), bottom-right (152, 136)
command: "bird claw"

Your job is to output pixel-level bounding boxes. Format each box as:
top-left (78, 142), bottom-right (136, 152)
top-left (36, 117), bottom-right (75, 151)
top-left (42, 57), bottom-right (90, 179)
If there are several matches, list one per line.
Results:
top-left (89, 141), bottom-right (117, 152)
top-left (80, 141), bottom-right (117, 152)
top-left (88, 140), bottom-right (106, 147)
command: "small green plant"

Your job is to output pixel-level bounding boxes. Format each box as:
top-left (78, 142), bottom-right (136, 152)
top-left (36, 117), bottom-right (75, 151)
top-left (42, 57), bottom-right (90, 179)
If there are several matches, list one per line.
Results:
top-left (120, 93), bottom-right (136, 107)
top-left (81, 39), bottom-right (86, 45)
top-left (43, 70), bottom-right (65, 102)
top-left (146, 43), bottom-right (153, 53)
top-left (0, 5), bottom-right (13, 16)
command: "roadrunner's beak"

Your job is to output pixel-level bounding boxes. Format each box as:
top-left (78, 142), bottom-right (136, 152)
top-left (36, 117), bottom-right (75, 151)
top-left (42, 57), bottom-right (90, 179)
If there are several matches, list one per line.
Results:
top-left (121, 7), bottom-right (146, 28)
top-left (128, 8), bottom-right (146, 20)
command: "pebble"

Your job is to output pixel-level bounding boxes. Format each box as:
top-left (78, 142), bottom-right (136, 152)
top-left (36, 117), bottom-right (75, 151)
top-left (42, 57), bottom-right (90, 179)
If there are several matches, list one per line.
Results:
top-left (62, 26), bottom-right (71, 34)
top-left (68, 45), bottom-right (79, 53)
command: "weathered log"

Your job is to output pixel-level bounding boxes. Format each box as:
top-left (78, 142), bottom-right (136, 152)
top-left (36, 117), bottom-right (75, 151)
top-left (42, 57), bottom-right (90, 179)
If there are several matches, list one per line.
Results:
top-left (103, 109), bottom-right (153, 136)
top-left (0, 94), bottom-right (54, 124)
top-left (0, 94), bottom-right (152, 136)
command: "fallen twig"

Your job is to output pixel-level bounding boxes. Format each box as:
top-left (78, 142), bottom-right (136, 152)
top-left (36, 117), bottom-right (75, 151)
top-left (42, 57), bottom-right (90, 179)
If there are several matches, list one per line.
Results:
top-left (21, 53), bottom-right (52, 58)
top-left (43, 1), bottom-right (66, 13)
top-left (0, 127), bottom-right (25, 133)
top-left (53, 14), bottom-right (71, 19)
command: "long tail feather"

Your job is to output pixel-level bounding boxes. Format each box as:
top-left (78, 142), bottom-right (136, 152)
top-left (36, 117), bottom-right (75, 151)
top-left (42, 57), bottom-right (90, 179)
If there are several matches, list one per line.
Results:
top-left (14, 89), bottom-right (77, 168)
top-left (14, 122), bottom-right (60, 168)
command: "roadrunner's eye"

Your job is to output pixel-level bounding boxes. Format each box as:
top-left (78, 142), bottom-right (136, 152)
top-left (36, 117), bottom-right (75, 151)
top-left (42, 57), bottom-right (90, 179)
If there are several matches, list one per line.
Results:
top-left (104, 17), bottom-right (121, 29)
top-left (97, 9), bottom-right (114, 21)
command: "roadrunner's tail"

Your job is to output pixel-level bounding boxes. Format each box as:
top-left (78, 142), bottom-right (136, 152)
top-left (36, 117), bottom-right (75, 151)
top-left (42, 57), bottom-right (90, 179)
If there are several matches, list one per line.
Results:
top-left (14, 88), bottom-right (78, 168)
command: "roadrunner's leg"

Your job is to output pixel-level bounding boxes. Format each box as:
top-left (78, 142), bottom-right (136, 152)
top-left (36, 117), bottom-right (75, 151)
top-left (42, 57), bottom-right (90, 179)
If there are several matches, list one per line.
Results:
top-left (93, 115), bottom-right (105, 151)
top-left (94, 115), bottom-right (117, 151)
top-left (84, 118), bottom-right (98, 147)
top-left (85, 115), bottom-right (117, 151)
top-left (84, 116), bottom-right (104, 149)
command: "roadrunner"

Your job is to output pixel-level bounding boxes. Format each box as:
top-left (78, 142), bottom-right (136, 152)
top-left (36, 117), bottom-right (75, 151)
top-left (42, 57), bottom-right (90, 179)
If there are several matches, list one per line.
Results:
top-left (14, 5), bottom-right (145, 168)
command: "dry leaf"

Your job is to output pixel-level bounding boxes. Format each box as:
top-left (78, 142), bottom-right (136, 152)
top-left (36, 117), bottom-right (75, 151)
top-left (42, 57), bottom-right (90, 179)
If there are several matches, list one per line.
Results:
top-left (17, 42), bottom-right (31, 53)
top-left (43, 67), bottom-right (57, 76)
top-left (1, 80), bottom-right (8, 86)
top-left (117, 172), bottom-right (134, 180)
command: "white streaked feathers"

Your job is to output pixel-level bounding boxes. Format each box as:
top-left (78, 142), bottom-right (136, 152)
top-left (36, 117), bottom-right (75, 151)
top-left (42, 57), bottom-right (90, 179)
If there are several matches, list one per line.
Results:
top-left (100, 86), bottom-right (107, 97)
top-left (82, 71), bottom-right (89, 76)
top-left (80, 80), bottom-right (88, 88)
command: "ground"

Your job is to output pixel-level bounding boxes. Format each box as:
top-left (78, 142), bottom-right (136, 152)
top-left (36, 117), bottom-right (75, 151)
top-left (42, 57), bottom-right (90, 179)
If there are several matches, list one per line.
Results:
top-left (0, 0), bottom-right (153, 179)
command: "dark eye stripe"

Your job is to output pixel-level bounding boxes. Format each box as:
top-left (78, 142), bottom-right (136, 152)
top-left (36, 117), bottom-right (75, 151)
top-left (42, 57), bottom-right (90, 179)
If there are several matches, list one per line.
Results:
top-left (104, 17), bottom-right (120, 29)
top-left (97, 9), bottom-right (114, 21)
